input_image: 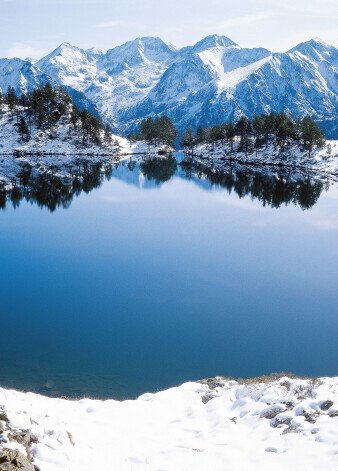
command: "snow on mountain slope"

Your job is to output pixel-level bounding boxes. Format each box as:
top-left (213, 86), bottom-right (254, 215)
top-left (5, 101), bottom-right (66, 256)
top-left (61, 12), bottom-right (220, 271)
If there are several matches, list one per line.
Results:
top-left (37, 42), bottom-right (98, 90)
top-left (0, 58), bottom-right (49, 94)
top-left (0, 36), bottom-right (337, 136)
top-left (120, 35), bottom-right (271, 126)
top-left (123, 36), bottom-right (337, 132)
top-left (35, 37), bottom-right (178, 125)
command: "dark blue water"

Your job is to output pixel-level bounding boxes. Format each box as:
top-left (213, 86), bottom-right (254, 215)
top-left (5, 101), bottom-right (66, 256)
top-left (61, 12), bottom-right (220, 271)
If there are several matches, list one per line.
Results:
top-left (0, 153), bottom-right (337, 398)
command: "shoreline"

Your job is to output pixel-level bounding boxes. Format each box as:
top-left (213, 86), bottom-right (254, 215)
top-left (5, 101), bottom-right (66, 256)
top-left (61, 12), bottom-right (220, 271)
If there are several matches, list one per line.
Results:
top-left (1, 374), bottom-right (337, 470)
top-left (184, 139), bottom-right (338, 180)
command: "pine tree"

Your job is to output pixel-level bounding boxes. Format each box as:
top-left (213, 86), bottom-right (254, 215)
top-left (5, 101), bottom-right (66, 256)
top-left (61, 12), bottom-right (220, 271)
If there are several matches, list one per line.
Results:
top-left (180, 127), bottom-right (195, 150)
top-left (252, 114), bottom-right (264, 139)
top-left (204, 126), bottom-right (212, 144)
top-left (105, 124), bottom-right (113, 144)
top-left (158, 115), bottom-right (178, 146)
top-left (70, 104), bottom-right (80, 130)
top-left (196, 125), bottom-right (205, 143)
top-left (5, 86), bottom-right (18, 118)
top-left (226, 123), bottom-right (235, 151)
top-left (301, 115), bottom-right (325, 156)
top-left (18, 117), bottom-right (30, 141)
top-left (210, 125), bottom-right (224, 142)
top-left (127, 131), bottom-right (138, 143)
top-left (43, 82), bottom-right (55, 114)
top-left (235, 116), bottom-right (250, 139)
top-left (241, 134), bottom-right (254, 158)
top-left (139, 117), bottom-right (154, 145)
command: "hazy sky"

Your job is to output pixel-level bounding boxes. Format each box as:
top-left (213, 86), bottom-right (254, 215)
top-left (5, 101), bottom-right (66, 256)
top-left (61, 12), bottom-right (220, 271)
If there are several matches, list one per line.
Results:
top-left (1, 0), bottom-right (337, 59)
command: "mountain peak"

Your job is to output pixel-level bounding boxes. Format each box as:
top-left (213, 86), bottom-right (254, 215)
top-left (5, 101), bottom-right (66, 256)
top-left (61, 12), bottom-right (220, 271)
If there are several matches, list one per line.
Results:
top-left (86, 47), bottom-right (104, 59)
top-left (105, 36), bottom-right (177, 67)
top-left (56, 42), bottom-right (82, 53)
top-left (192, 35), bottom-right (238, 52)
top-left (135, 36), bottom-right (178, 51)
top-left (288, 37), bottom-right (335, 54)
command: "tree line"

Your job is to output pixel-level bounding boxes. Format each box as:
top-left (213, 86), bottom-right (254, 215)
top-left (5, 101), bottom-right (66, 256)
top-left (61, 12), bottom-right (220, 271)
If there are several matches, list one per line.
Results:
top-left (128, 116), bottom-right (178, 147)
top-left (0, 83), bottom-right (114, 146)
top-left (180, 112), bottom-right (326, 156)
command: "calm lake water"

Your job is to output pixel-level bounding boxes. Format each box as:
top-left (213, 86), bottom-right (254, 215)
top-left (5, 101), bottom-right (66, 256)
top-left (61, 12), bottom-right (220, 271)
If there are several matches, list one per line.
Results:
top-left (0, 152), bottom-right (337, 399)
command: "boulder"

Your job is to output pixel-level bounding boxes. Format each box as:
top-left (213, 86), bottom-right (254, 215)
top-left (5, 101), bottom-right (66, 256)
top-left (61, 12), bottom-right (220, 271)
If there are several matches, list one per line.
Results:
top-left (0, 449), bottom-right (35, 471)
top-left (320, 400), bottom-right (333, 411)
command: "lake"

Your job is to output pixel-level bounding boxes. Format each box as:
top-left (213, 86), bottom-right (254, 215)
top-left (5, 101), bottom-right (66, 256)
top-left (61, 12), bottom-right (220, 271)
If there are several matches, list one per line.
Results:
top-left (0, 152), bottom-right (337, 399)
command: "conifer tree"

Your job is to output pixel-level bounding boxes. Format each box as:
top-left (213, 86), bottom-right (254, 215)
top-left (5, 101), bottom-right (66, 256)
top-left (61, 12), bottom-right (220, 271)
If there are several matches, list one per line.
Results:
top-left (196, 125), bottom-right (205, 143)
top-left (6, 86), bottom-right (18, 118)
top-left (105, 124), bottom-right (113, 144)
top-left (127, 132), bottom-right (138, 143)
top-left (301, 115), bottom-right (325, 155)
top-left (235, 116), bottom-right (250, 139)
top-left (18, 116), bottom-right (30, 140)
top-left (252, 114), bottom-right (264, 139)
top-left (159, 115), bottom-right (178, 146)
top-left (226, 122), bottom-right (235, 151)
top-left (180, 127), bottom-right (195, 150)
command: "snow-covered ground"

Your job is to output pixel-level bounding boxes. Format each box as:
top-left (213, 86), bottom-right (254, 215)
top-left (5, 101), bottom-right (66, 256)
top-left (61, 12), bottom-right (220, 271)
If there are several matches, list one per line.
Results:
top-left (187, 139), bottom-right (338, 178)
top-left (0, 376), bottom-right (337, 470)
top-left (0, 109), bottom-right (170, 157)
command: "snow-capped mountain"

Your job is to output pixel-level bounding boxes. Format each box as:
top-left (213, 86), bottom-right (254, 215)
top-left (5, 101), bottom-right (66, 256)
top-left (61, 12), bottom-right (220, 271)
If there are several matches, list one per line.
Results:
top-left (35, 38), bottom-right (177, 125)
top-left (127, 35), bottom-right (337, 134)
top-left (0, 35), bottom-right (337, 137)
top-left (0, 58), bottom-right (49, 94)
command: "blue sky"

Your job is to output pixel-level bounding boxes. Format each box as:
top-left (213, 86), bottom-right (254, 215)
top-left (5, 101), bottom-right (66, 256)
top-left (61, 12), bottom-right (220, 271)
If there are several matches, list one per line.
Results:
top-left (1, 0), bottom-right (337, 59)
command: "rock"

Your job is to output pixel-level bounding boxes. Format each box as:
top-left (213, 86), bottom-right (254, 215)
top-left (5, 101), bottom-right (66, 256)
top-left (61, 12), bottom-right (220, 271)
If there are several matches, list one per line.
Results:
top-left (283, 401), bottom-right (294, 410)
top-left (198, 378), bottom-right (224, 390)
top-left (9, 430), bottom-right (38, 447)
top-left (320, 400), bottom-right (333, 411)
top-left (272, 417), bottom-right (292, 428)
top-left (0, 411), bottom-right (9, 423)
top-left (282, 425), bottom-right (300, 435)
top-left (260, 407), bottom-right (285, 419)
top-left (0, 449), bottom-right (35, 471)
top-left (328, 410), bottom-right (338, 418)
top-left (302, 412), bottom-right (319, 423)
top-left (201, 395), bottom-right (213, 404)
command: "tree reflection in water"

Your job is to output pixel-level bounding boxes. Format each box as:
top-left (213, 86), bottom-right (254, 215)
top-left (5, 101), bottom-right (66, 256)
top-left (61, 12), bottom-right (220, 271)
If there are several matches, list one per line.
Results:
top-left (180, 159), bottom-right (328, 210)
top-left (0, 155), bottom-right (329, 211)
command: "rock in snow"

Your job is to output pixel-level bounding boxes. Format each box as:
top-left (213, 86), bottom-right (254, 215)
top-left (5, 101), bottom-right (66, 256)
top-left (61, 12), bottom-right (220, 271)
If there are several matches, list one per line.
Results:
top-left (0, 35), bottom-right (337, 136)
top-left (0, 376), bottom-right (337, 470)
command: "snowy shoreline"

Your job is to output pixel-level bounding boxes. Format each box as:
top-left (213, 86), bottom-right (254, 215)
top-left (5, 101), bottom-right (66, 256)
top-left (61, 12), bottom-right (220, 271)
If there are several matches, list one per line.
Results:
top-left (0, 108), bottom-right (173, 159)
top-left (1, 375), bottom-right (337, 470)
top-left (185, 139), bottom-right (338, 180)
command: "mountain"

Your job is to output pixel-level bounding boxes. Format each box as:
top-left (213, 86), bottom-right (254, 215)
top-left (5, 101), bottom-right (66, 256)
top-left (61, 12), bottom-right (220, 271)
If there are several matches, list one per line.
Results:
top-left (0, 58), bottom-right (49, 93)
top-left (0, 35), bottom-right (337, 137)
top-left (35, 38), bottom-right (177, 125)
top-left (124, 36), bottom-right (337, 134)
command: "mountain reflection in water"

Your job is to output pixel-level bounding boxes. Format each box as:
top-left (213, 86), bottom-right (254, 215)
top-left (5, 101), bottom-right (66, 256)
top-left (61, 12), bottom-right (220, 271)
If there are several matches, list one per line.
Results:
top-left (0, 154), bottom-right (330, 212)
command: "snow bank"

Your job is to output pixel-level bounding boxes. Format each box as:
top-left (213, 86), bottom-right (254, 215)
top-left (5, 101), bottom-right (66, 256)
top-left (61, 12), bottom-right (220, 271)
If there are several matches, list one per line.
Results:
top-left (1, 376), bottom-right (337, 470)
top-left (187, 140), bottom-right (338, 179)
top-left (0, 109), bottom-right (172, 157)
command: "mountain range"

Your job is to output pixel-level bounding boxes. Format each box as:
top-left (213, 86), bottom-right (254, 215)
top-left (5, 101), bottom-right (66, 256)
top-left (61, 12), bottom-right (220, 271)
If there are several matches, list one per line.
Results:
top-left (0, 35), bottom-right (337, 137)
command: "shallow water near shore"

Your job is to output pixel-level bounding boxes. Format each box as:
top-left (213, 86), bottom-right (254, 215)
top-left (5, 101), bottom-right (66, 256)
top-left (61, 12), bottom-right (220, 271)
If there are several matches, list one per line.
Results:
top-left (0, 152), bottom-right (337, 399)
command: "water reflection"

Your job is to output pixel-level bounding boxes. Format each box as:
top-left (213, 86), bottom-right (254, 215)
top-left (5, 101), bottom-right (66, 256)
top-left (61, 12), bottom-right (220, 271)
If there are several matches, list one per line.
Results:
top-left (180, 159), bottom-right (329, 210)
top-left (0, 154), bottom-right (330, 211)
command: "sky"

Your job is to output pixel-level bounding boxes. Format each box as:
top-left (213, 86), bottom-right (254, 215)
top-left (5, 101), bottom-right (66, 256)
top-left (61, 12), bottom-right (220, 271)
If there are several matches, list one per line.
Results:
top-left (1, 0), bottom-right (337, 59)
